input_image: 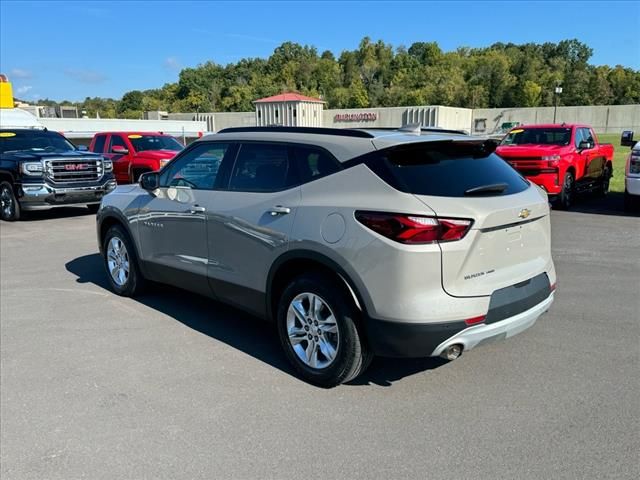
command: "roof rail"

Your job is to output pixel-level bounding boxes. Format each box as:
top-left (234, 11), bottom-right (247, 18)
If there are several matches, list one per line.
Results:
top-left (361, 126), bottom-right (469, 136)
top-left (216, 126), bottom-right (375, 138)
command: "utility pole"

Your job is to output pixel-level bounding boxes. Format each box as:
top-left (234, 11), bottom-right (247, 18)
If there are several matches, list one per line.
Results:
top-left (553, 85), bottom-right (563, 123)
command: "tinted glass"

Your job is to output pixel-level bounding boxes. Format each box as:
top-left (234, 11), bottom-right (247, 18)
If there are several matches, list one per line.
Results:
top-left (574, 128), bottom-right (585, 148)
top-left (109, 135), bottom-right (127, 151)
top-left (501, 128), bottom-right (571, 146)
top-left (0, 130), bottom-right (75, 154)
top-left (582, 128), bottom-right (594, 144)
top-left (129, 135), bottom-right (183, 152)
top-left (229, 143), bottom-right (293, 192)
top-left (161, 143), bottom-right (229, 190)
top-left (293, 145), bottom-right (340, 183)
top-left (92, 134), bottom-right (107, 153)
top-left (369, 143), bottom-right (529, 197)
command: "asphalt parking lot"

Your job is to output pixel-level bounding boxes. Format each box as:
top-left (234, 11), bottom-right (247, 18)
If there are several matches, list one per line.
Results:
top-left (1, 193), bottom-right (638, 480)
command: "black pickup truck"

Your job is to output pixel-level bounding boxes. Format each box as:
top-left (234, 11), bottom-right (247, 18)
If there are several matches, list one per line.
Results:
top-left (0, 128), bottom-right (116, 220)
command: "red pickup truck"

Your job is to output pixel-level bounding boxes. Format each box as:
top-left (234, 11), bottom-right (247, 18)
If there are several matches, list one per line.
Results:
top-left (496, 124), bottom-right (614, 209)
top-left (89, 132), bottom-right (183, 184)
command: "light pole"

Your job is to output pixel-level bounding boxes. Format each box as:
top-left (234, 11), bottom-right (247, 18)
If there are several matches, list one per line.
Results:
top-left (553, 85), bottom-right (563, 123)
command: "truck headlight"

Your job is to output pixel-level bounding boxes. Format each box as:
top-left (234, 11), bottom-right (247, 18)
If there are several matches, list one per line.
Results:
top-left (103, 159), bottom-right (113, 172)
top-left (21, 162), bottom-right (44, 176)
top-left (160, 159), bottom-right (171, 169)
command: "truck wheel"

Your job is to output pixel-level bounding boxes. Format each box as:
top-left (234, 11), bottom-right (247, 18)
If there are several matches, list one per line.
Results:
top-left (276, 273), bottom-right (372, 388)
top-left (596, 167), bottom-right (611, 197)
top-left (87, 204), bottom-right (100, 214)
top-left (103, 224), bottom-right (146, 296)
top-left (624, 190), bottom-right (638, 212)
top-left (557, 171), bottom-right (575, 210)
top-left (0, 181), bottom-right (21, 221)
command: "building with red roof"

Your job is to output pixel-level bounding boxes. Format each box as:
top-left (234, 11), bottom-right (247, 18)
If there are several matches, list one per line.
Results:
top-left (253, 92), bottom-right (325, 127)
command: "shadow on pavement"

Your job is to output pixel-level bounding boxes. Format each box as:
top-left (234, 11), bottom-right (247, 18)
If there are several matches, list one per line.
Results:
top-left (65, 253), bottom-right (445, 387)
top-left (22, 207), bottom-right (96, 221)
top-left (565, 192), bottom-right (639, 217)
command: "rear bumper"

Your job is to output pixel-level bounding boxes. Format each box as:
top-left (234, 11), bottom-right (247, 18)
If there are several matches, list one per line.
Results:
top-left (430, 293), bottom-right (554, 357)
top-left (17, 178), bottom-right (117, 210)
top-left (364, 273), bottom-right (554, 358)
top-left (625, 175), bottom-right (640, 196)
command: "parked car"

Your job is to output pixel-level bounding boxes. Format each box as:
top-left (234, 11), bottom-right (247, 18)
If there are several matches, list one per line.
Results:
top-left (620, 130), bottom-right (639, 211)
top-left (496, 124), bottom-right (614, 209)
top-left (96, 126), bottom-right (556, 387)
top-left (89, 132), bottom-right (183, 184)
top-left (0, 128), bottom-right (115, 221)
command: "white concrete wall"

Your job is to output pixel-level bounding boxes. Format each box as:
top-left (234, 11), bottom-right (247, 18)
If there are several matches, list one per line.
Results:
top-left (324, 106), bottom-right (472, 131)
top-left (40, 117), bottom-right (208, 139)
top-left (472, 104), bottom-right (640, 134)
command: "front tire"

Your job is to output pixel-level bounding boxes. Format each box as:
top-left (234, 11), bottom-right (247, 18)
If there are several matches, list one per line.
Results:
top-left (103, 224), bottom-right (145, 296)
top-left (277, 273), bottom-right (372, 387)
top-left (557, 171), bottom-right (575, 210)
top-left (0, 181), bottom-right (20, 221)
top-left (596, 167), bottom-right (611, 197)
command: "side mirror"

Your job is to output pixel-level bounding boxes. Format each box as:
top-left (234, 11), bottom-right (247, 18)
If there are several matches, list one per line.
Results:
top-left (140, 171), bottom-right (159, 191)
top-left (621, 130), bottom-right (635, 147)
top-left (77, 145), bottom-right (88, 151)
top-left (111, 145), bottom-right (129, 154)
top-left (578, 140), bottom-right (593, 150)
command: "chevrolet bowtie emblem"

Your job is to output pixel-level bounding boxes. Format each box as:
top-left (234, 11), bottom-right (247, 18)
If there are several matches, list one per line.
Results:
top-left (519, 208), bottom-right (531, 219)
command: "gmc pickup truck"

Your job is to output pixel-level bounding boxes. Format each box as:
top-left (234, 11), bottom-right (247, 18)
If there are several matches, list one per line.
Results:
top-left (89, 132), bottom-right (183, 184)
top-left (0, 128), bottom-right (116, 221)
top-left (496, 124), bottom-right (614, 209)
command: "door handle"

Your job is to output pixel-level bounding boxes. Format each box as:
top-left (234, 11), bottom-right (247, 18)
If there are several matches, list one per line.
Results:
top-left (190, 205), bottom-right (206, 214)
top-left (268, 205), bottom-right (291, 216)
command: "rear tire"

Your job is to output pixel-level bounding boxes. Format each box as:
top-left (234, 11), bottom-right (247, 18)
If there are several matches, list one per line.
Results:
top-left (276, 273), bottom-right (372, 387)
top-left (87, 204), bottom-right (100, 214)
top-left (0, 181), bottom-right (20, 221)
top-left (557, 171), bottom-right (575, 210)
top-left (102, 224), bottom-right (146, 296)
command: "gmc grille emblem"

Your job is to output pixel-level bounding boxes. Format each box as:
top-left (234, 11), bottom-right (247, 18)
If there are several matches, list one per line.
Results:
top-left (65, 163), bottom-right (89, 171)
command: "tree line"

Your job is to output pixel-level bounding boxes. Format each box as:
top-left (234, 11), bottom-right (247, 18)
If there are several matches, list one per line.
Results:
top-left (33, 38), bottom-right (640, 119)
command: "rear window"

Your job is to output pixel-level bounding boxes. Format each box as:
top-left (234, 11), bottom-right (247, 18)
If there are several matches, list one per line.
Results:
top-left (368, 142), bottom-right (529, 197)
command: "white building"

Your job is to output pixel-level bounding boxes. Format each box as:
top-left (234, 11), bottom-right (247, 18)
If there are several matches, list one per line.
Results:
top-left (254, 92), bottom-right (324, 127)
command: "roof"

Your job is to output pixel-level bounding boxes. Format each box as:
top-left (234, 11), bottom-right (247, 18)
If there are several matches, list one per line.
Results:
top-left (0, 108), bottom-right (44, 129)
top-left (514, 124), bottom-right (587, 129)
top-left (202, 127), bottom-right (487, 163)
top-left (253, 92), bottom-right (325, 104)
top-left (93, 131), bottom-right (168, 136)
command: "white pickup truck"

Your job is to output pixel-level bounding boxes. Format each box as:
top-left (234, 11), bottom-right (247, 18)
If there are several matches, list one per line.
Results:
top-left (621, 131), bottom-right (639, 211)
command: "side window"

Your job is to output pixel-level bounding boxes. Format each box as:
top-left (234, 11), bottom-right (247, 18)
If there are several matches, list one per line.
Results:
top-left (108, 134), bottom-right (127, 152)
top-left (584, 128), bottom-right (595, 144)
top-left (292, 145), bottom-right (341, 183)
top-left (92, 134), bottom-right (106, 153)
top-left (160, 143), bottom-right (229, 190)
top-left (228, 143), bottom-right (294, 192)
top-left (574, 129), bottom-right (585, 148)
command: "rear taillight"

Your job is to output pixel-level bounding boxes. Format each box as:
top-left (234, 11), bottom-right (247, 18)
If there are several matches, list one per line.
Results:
top-left (355, 211), bottom-right (473, 244)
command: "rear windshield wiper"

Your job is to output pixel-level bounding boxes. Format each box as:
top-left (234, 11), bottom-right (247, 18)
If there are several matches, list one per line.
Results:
top-left (464, 183), bottom-right (508, 196)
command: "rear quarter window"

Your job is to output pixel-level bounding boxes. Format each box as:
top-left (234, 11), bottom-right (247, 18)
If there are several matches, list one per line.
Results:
top-left (92, 135), bottom-right (107, 153)
top-left (367, 142), bottom-right (529, 197)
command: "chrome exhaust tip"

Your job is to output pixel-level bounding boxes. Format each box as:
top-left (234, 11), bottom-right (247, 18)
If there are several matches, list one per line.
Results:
top-left (440, 344), bottom-right (463, 361)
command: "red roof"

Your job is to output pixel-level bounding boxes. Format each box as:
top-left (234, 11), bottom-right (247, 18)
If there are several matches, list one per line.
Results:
top-left (253, 92), bottom-right (325, 104)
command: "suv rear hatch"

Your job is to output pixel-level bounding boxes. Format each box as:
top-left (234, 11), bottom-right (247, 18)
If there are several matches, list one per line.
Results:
top-left (372, 140), bottom-right (552, 297)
